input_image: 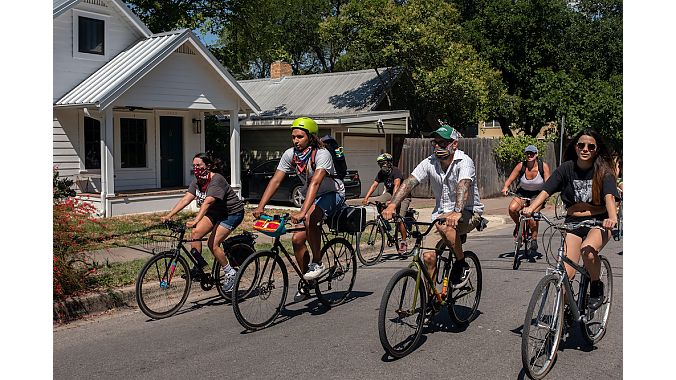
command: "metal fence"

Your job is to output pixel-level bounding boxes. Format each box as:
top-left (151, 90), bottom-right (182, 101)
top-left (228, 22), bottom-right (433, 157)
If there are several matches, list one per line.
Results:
top-left (398, 138), bottom-right (558, 199)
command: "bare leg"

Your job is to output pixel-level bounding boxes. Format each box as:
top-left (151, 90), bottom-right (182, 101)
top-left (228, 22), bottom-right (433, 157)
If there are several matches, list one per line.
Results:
top-left (304, 204), bottom-right (324, 263)
top-left (292, 230), bottom-right (310, 274)
top-left (208, 224), bottom-right (233, 267)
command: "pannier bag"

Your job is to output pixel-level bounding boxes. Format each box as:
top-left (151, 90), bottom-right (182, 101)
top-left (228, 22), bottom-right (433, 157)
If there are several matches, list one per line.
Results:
top-left (252, 215), bottom-right (287, 237)
top-left (221, 231), bottom-right (257, 267)
top-left (327, 205), bottom-right (366, 233)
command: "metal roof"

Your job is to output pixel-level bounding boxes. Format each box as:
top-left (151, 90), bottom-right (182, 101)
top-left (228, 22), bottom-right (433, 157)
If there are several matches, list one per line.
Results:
top-left (238, 67), bottom-right (401, 118)
top-left (55, 29), bottom-right (260, 113)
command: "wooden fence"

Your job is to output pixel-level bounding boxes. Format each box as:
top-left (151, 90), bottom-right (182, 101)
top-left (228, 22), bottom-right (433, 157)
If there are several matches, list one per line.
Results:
top-left (398, 138), bottom-right (557, 199)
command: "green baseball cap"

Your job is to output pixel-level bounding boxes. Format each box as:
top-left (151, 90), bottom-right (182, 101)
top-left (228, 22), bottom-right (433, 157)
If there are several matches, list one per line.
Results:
top-left (429, 124), bottom-right (460, 141)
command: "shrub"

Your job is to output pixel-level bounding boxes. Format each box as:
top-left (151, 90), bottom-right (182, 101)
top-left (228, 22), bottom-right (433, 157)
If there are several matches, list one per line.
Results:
top-left (493, 136), bottom-right (549, 170)
top-left (53, 167), bottom-right (75, 200)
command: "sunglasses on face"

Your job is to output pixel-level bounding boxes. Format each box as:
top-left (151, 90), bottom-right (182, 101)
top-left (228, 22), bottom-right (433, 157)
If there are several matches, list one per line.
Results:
top-left (576, 142), bottom-right (597, 151)
top-left (525, 152), bottom-right (536, 157)
top-left (430, 139), bottom-right (452, 148)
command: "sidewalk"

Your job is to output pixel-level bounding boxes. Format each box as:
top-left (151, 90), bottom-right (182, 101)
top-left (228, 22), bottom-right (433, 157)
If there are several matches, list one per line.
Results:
top-left (54, 195), bottom-right (544, 323)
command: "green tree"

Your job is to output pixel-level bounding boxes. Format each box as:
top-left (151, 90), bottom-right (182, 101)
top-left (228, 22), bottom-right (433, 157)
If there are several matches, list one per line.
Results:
top-left (124, 0), bottom-right (227, 34)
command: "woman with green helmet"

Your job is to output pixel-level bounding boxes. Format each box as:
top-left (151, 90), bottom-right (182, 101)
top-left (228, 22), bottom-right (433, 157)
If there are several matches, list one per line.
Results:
top-left (252, 116), bottom-right (345, 301)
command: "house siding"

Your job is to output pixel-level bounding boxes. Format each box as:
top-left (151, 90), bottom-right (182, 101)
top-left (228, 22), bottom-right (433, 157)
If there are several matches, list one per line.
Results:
top-left (114, 47), bottom-right (240, 110)
top-left (53, 109), bottom-right (81, 177)
top-left (53, 0), bottom-right (144, 102)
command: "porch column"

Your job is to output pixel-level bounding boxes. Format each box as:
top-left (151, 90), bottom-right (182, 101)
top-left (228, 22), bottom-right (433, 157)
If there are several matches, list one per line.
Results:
top-left (229, 109), bottom-right (242, 197)
top-left (100, 108), bottom-right (115, 216)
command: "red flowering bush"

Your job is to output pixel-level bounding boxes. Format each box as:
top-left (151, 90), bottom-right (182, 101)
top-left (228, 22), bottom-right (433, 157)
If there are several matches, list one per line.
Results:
top-left (53, 169), bottom-right (101, 299)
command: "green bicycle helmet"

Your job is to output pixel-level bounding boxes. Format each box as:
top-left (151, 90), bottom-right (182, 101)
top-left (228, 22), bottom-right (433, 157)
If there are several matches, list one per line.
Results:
top-left (291, 117), bottom-right (319, 136)
top-left (376, 152), bottom-right (393, 163)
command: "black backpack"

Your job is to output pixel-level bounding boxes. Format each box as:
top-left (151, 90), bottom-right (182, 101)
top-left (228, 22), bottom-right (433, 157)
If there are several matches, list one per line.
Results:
top-left (518, 158), bottom-right (545, 185)
top-left (309, 135), bottom-right (348, 179)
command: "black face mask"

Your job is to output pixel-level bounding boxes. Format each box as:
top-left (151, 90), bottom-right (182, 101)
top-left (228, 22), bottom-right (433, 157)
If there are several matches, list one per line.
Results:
top-left (379, 162), bottom-right (393, 174)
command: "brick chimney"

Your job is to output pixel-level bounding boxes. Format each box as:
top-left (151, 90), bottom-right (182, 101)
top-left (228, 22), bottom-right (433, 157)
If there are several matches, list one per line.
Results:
top-left (270, 61), bottom-right (292, 80)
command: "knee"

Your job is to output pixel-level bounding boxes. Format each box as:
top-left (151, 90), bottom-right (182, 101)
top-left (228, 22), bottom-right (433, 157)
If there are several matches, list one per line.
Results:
top-left (422, 251), bottom-right (435, 265)
top-left (292, 234), bottom-right (305, 247)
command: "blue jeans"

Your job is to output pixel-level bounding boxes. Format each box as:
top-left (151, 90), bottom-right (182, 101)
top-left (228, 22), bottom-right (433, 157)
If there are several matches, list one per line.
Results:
top-left (314, 191), bottom-right (345, 219)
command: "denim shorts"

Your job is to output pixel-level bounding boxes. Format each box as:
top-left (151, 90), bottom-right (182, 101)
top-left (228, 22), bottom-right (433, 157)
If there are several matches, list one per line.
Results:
top-left (314, 191), bottom-right (345, 219)
top-left (219, 211), bottom-right (245, 231)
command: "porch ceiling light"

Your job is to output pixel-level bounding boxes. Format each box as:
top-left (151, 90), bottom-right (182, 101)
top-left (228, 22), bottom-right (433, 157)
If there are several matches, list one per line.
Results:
top-left (192, 118), bottom-right (202, 134)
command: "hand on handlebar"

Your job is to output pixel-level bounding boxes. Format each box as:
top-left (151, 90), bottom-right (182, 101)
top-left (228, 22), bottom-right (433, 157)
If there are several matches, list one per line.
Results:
top-left (521, 206), bottom-right (534, 216)
top-left (602, 218), bottom-right (617, 230)
top-left (502, 188), bottom-right (509, 196)
top-left (290, 212), bottom-right (306, 224)
top-left (252, 207), bottom-right (265, 219)
top-left (381, 204), bottom-right (397, 220)
top-left (361, 197), bottom-right (369, 205)
top-left (186, 219), bottom-right (198, 228)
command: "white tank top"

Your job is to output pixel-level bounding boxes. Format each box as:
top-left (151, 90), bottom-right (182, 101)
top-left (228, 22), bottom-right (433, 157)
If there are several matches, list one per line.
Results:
top-left (520, 168), bottom-right (544, 191)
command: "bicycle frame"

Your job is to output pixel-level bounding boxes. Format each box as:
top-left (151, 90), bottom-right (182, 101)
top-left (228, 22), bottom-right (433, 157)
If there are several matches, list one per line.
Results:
top-left (371, 202), bottom-right (415, 245)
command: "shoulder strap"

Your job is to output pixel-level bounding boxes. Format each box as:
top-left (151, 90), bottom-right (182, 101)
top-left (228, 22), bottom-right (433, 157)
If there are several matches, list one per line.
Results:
top-left (518, 160), bottom-right (528, 179)
top-left (537, 158), bottom-right (544, 179)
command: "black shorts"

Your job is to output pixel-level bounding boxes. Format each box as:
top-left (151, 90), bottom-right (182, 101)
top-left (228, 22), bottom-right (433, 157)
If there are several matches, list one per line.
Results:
top-left (516, 188), bottom-right (541, 199)
top-left (564, 213), bottom-right (609, 238)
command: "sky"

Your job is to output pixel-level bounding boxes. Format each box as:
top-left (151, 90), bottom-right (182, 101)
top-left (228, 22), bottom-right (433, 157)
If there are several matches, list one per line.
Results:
top-left (0, 0), bottom-right (674, 377)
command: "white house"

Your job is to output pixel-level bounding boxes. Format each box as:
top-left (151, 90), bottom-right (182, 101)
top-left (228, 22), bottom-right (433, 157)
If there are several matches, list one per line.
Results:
top-left (53, 0), bottom-right (260, 216)
top-left (236, 63), bottom-right (410, 196)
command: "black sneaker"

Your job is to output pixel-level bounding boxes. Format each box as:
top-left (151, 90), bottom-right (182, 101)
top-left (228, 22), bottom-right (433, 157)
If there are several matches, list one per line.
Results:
top-left (528, 240), bottom-right (538, 262)
top-left (588, 281), bottom-right (604, 310)
top-left (450, 259), bottom-right (470, 285)
top-left (182, 266), bottom-right (205, 280)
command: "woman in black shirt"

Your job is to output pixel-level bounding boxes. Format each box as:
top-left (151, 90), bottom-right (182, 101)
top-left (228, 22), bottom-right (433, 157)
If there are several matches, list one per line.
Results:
top-left (523, 129), bottom-right (619, 309)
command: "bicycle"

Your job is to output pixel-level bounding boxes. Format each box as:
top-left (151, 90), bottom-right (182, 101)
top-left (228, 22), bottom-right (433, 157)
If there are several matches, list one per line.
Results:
top-left (231, 213), bottom-right (357, 331)
top-left (508, 191), bottom-right (538, 270)
top-left (356, 201), bottom-right (420, 266)
top-left (521, 213), bottom-right (613, 379)
top-left (612, 190), bottom-right (623, 241)
top-left (135, 220), bottom-right (257, 320)
top-left (378, 216), bottom-right (482, 358)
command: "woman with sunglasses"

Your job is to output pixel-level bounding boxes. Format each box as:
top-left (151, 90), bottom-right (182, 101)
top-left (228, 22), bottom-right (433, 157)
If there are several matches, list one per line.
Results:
top-left (162, 153), bottom-right (245, 293)
top-left (501, 145), bottom-right (551, 260)
top-left (522, 129), bottom-right (619, 309)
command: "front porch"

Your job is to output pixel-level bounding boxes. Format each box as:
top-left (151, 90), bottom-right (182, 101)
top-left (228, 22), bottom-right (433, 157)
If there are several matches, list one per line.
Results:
top-left (78, 187), bottom-right (195, 217)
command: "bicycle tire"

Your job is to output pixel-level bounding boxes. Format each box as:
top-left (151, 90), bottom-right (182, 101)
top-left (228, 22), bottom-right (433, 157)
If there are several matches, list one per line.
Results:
top-left (447, 250), bottom-right (482, 326)
top-left (356, 220), bottom-right (384, 266)
top-left (554, 193), bottom-right (566, 220)
top-left (378, 267), bottom-right (427, 359)
top-left (315, 237), bottom-right (357, 307)
top-left (232, 251), bottom-right (288, 331)
top-left (214, 243), bottom-right (257, 302)
top-left (521, 274), bottom-right (564, 380)
top-left (581, 255), bottom-right (613, 345)
top-left (135, 251), bottom-right (191, 320)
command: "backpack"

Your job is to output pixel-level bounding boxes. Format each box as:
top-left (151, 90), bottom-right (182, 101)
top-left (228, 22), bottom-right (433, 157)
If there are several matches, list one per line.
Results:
top-left (309, 135), bottom-right (347, 179)
top-left (518, 158), bottom-right (545, 186)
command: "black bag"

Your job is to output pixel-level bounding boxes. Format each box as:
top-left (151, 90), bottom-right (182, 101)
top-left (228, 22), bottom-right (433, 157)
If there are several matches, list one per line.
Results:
top-left (327, 205), bottom-right (366, 233)
top-left (221, 231), bottom-right (256, 267)
top-left (311, 135), bottom-right (347, 179)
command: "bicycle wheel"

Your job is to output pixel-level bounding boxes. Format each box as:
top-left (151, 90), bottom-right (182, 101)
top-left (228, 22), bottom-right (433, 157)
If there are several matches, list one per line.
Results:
top-left (554, 193), bottom-right (566, 220)
top-left (521, 274), bottom-right (564, 380)
top-left (378, 268), bottom-right (427, 359)
top-left (356, 220), bottom-right (384, 266)
top-left (447, 251), bottom-right (482, 325)
top-left (214, 243), bottom-right (258, 302)
top-left (135, 251), bottom-right (191, 320)
top-left (315, 237), bottom-right (357, 307)
top-left (232, 251), bottom-right (288, 331)
top-left (513, 228), bottom-right (523, 270)
top-left (581, 255), bottom-right (613, 345)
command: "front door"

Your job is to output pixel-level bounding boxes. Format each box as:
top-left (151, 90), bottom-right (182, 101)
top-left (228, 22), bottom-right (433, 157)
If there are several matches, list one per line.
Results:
top-left (160, 116), bottom-right (183, 188)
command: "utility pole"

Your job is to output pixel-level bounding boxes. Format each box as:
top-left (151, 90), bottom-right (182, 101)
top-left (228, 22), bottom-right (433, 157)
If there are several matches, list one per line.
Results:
top-left (559, 116), bottom-right (565, 165)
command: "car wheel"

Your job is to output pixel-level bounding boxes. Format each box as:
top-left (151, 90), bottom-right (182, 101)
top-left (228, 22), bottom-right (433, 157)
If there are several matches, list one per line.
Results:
top-left (291, 186), bottom-right (305, 208)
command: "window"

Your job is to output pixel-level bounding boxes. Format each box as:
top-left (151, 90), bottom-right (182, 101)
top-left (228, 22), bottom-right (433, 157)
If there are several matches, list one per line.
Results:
top-left (120, 118), bottom-right (147, 168)
top-left (84, 117), bottom-right (101, 169)
top-left (78, 16), bottom-right (104, 55)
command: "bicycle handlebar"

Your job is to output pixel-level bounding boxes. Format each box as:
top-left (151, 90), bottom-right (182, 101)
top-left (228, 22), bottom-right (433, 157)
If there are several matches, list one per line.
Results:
top-left (507, 191), bottom-right (532, 202)
top-left (163, 220), bottom-right (186, 233)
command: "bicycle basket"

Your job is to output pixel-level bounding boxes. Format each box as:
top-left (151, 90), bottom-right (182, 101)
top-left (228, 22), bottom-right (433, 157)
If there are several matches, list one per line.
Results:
top-left (140, 233), bottom-right (177, 254)
top-left (253, 215), bottom-right (287, 237)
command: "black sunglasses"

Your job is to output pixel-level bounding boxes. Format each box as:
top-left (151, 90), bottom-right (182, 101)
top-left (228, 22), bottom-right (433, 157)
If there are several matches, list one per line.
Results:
top-left (525, 152), bottom-right (537, 156)
top-left (430, 139), bottom-right (452, 148)
top-left (576, 142), bottom-right (597, 151)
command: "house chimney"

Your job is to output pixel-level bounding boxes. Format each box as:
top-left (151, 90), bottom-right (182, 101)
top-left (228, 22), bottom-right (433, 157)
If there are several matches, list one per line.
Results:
top-left (270, 61), bottom-right (292, 80)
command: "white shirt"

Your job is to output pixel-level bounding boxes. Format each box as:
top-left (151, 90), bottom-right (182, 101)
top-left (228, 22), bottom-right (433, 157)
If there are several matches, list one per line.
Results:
top-left (410, 150), bottom-right (484, 220)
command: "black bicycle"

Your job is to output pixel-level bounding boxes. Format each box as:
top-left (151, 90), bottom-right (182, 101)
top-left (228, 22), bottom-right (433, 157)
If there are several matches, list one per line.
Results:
top-left (378, 216), bottom-right (482, 358)
top-left (508, 191), bottom-right (538, 270)
top-left (521, 213), bottom-right (613, 379)
top-left (135, 220), bottom-right (257, 320)
top-left (356, 201), bottom-right (419, 266)
top-left (231, 213), bottom-right (357, 331)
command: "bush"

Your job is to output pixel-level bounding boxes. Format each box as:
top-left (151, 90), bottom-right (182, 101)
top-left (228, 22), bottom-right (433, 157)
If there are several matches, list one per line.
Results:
top-left (493, 136), bottom-right (549, 170)
top-left (53, 197), bottom-right (101, 299)
top-left (53, 167), bottom-right (75, 200)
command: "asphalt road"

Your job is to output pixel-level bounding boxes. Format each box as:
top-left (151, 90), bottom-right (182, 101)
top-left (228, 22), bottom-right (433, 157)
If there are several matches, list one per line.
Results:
top-left (53, 222), bottom-right (623, 380)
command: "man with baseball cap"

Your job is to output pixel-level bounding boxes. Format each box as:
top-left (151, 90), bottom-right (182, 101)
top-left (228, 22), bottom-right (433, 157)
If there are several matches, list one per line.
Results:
top-left (383, 123), bottom-right (484, 285)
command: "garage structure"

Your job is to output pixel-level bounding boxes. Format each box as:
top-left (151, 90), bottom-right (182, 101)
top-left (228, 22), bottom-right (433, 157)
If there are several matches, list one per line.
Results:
top-left (235, 63), bottom-right (410, 196)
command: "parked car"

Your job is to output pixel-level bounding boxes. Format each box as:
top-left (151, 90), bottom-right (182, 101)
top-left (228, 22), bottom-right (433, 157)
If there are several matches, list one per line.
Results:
top-left (241, 159), bottom-right (361, 208)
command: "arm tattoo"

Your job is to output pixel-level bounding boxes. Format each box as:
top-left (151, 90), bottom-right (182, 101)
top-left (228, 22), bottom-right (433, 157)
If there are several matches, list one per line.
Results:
top-left (455, 179), bottom-right (471, 210)
top-left (391, 176), bottom-right (419, 206)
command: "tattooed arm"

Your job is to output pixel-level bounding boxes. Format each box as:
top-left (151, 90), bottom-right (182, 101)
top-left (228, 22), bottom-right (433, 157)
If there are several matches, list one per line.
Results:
top-left (454, 179), bottom-right (472, 211)
top-left (383, 176), bottom-right (419, 220)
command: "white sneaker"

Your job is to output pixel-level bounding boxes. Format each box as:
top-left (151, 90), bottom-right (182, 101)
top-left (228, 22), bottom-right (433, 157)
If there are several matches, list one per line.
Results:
top-left (221, 270), bottom-right (236, 293)
top-left (398, 240), bottom-right (408, 254)
top-left (303, 262), bottom-right (327, 281)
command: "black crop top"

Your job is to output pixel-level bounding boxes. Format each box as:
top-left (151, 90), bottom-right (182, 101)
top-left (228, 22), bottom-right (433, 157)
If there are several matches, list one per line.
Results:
top-left (543, 160), bottom-right (619, 208)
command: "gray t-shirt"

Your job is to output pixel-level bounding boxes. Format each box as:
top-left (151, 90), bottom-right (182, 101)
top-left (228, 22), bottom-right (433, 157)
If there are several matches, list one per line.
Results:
top-left (187, 173), bottom-right (244, 217)
top-left (277, 147), bottom-right (345, 197)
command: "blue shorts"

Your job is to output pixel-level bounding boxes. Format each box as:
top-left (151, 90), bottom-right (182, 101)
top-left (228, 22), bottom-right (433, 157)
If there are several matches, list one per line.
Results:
top-left (314, 192), bottom-right (345, 219)
top-left (219, 211), bottom-right (245, 231)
